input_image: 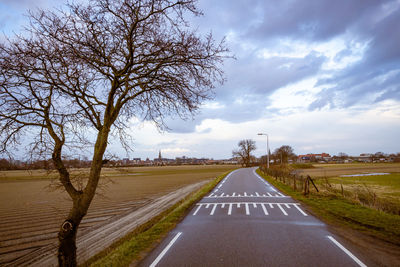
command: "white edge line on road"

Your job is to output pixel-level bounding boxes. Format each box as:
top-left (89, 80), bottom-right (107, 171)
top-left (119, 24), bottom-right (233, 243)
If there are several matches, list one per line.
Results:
top-left (253, 168), bottom-right (286, 196)
top-left (150, 232), bottom-right (182, 267)
top-left (327, 236), bottom-right (367, 267)
top-left (213, 169), bottom-right (236, 192)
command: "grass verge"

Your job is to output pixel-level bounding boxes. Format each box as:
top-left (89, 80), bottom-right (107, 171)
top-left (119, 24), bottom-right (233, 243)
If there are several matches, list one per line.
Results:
top-left (256, 168), bottom-right (400, 246)
top-left (81, 171), bottom-right (232, 267)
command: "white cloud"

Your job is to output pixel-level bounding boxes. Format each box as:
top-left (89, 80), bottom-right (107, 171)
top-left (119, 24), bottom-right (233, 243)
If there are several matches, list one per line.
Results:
top-left (268, 78), bottom-right (320, 111)
top-left (2, 0), bottom-right (400, 160)
top-left (108, 98), bottom-right (400, 159)
top-left (257, 36), bottom-right (367, 72)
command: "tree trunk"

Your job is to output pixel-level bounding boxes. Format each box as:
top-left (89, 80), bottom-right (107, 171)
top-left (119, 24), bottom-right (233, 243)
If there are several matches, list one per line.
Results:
top-left (57, 127), bottom-right (110, 266)
top-left (58, 211), bottom-right (84, 267)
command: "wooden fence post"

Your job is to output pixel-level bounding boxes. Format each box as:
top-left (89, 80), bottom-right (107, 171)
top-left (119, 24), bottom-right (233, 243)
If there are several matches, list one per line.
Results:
top-left (308, 175), bottom-right (319, 192)
top-left (304, 176), bottom-right (309, 195)
top-left (300, 175), bottom-right (304, 191)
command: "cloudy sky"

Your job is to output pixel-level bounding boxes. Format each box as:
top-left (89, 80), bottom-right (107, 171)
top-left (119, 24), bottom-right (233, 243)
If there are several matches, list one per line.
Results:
top-left (1, 0), bottom-right (400, 160)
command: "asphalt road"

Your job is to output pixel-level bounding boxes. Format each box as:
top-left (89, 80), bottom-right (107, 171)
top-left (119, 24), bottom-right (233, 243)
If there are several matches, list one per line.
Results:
top-left (139, 168), bottom-right (371, 267)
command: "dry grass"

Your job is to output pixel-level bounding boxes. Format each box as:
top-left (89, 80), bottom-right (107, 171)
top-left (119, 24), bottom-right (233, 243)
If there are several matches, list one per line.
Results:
top-left (289, 163), bottom-right (400, 215)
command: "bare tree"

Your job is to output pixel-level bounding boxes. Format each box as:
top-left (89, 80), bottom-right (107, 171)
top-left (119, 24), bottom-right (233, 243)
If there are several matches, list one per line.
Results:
top-left (0, 0), bottom-right (228, 265)
top-left (338, 152), bottom-right (349, 160)
top-left (232, 139), bottom-right (256, 167)
top-left (274, 145), bottom-right (296, 164)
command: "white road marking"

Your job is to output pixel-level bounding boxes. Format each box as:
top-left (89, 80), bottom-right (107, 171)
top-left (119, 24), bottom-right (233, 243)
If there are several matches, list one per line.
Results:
top-left (205, 193), bottom-right (288, 199)
top-left (193, 204), bottom-right (202, 216)
top-left (193, 202), bottom-right (307, 216)
top-left (261, 204), bottom-right (269, 215)
top-left (277, 204), bottom-right (288, 215)
top-left (213, 169), bottom-right (237, 192)
top-left (150, 232), bottom-right (182, 267)
top-left (210, 204), bottom-right (217, 215)
top-left (294, 204), bottom-right (308, 216)
top-left (245, 203), bottom-right (250, 215)
top-left (327, 236), bottom-right (367, 267)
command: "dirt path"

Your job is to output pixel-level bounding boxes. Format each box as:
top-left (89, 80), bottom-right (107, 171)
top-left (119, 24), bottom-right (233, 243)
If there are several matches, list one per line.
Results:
top-left (1, 180), bottom-right (209, 266)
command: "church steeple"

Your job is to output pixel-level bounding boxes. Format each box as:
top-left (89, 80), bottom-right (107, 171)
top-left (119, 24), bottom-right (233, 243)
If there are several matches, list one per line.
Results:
top-left (158, 150), bottom-right (162, 160)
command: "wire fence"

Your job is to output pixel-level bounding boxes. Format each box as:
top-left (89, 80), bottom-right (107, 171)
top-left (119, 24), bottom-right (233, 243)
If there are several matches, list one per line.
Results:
top-left (259, 165), bottom-right (318, 196)
top-left (259, 164), bottom-right (400, 215)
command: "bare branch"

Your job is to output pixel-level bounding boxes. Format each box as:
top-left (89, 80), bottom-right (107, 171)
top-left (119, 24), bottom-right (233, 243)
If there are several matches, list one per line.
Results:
top-left (0, 0), bottom-right (230, 264)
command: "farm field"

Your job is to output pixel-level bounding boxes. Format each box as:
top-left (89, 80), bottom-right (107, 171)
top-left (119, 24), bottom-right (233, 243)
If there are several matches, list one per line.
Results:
top-left (0, 165), bottom-right (237, 265)
top-left (295, 163), bottom-right (400, 214)
top-left (295, 162), bottom-right (400, 178)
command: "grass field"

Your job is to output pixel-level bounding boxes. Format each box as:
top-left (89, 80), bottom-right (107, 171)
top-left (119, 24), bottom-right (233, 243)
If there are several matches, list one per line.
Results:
top-left (294, 162), bottom-right (400, 178)
top-left (0, 165), bottom-right (237, 266)
top-left (293, 163), bottom-right (400, 214)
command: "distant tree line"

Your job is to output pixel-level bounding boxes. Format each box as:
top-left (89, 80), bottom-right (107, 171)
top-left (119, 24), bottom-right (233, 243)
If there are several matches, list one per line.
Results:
top-left (0, 158), bottom-right (92, 171)
top-left (233, 138), bottom-right (400, 166)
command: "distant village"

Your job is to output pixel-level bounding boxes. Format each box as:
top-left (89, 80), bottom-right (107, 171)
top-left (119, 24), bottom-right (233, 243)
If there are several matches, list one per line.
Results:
top-left (0, 151), bottom-right (399, 170)
top-left (109, 151), bottom-right (400, 167)
top-left (296, 152), bottom-right (400, 164)
top-left (109, 151), bottom-right (239, 167)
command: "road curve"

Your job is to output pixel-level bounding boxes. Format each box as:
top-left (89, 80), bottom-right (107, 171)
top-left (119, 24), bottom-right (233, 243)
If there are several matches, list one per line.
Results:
top-left (139, 168), bottom-right (372, 267)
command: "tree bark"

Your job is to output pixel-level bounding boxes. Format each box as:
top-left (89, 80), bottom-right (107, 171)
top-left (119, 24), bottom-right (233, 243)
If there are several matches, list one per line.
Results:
top-left (58, 204), bottom-right (84, 267)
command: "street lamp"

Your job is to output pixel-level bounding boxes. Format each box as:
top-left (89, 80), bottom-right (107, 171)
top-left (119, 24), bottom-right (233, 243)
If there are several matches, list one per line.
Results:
top-left (257, 133), bottom-right (269, 169)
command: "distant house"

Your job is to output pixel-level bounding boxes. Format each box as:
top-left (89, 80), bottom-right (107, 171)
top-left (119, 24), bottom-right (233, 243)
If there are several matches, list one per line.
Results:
top-left (132, 158), bottom-right (141, 165)
top-left (298, 153), bottom-right (331, 163)
top-left (353, 154), bottom-right (373, 163)
top-left (122, 158), bottom-right (130, 165)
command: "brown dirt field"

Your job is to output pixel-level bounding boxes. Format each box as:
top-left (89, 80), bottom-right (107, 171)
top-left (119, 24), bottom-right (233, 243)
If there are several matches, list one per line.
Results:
top-left (0, 165), bottom-right (236, 266)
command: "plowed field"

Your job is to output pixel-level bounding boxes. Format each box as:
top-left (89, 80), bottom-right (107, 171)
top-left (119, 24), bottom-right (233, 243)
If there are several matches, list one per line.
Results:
top-left (0, 165), bottom-right (236, 266)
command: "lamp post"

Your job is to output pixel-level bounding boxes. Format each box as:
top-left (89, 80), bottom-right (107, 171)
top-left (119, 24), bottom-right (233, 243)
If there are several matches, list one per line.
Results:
top-left (257, 133), bottom-right (269, 169)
